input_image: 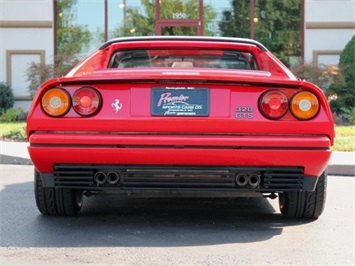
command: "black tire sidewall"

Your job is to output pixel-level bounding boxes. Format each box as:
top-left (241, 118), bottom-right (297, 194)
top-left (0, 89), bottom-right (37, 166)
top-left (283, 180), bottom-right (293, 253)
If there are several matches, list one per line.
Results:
top-left (34, 170), bottom-right (83, 216)
top-left (279, 170), bottom-right (327, 219)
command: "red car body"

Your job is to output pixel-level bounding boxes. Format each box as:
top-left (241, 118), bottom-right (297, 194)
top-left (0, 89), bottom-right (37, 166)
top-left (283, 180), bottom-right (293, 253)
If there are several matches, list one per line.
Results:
top-left (27, 37), bottom-right (334, 218)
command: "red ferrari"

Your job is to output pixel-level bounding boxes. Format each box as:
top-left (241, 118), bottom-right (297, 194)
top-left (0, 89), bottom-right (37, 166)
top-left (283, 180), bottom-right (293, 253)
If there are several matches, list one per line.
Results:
top-left (26, 36), bottom-right (334, 218)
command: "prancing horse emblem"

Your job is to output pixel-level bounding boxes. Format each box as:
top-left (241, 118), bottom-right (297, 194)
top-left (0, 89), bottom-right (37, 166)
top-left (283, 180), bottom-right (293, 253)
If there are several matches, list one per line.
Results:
top-left (112, 99), bottom-right (123, 113)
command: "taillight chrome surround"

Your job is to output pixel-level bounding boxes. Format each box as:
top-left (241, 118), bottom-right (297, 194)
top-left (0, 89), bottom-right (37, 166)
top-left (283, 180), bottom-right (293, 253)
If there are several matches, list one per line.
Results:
top-left (41, 86), bottom-right (102, 117)
top-left (259, 90), bottom-right (320, 120)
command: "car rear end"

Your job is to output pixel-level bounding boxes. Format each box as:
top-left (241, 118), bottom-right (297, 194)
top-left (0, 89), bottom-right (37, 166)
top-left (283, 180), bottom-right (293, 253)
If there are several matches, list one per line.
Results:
top-left (27, 37), bottom-right (334, 217)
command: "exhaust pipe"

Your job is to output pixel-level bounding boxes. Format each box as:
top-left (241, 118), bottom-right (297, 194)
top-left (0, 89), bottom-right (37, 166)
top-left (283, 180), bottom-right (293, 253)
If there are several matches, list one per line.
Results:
top-left (236, 173), bottom-right (249, 187)
top-left (107, 172), bottom-right (120, 185)
top-left (248, 174), bottom-right (261, 188)
top-left (94, 171), bottom-right (107, 185)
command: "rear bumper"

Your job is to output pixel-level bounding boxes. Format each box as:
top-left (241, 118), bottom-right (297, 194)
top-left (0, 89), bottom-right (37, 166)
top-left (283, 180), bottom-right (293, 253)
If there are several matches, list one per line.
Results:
top-left (41, 164), bottom-right (319, 195)
top-left (29, 133), bottom-right (331, 179)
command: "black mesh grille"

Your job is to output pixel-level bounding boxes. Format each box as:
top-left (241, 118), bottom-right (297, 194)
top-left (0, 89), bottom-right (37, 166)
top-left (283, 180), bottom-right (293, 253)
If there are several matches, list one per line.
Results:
top-left (54, 167), bottom-right (94, 187)
top-left (262, 168), bottom-right (303, 191)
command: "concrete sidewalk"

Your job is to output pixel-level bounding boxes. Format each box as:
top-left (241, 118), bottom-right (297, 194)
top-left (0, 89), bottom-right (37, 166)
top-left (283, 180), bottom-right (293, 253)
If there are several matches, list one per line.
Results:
top-left (0, 141), bottom-right (354, 176)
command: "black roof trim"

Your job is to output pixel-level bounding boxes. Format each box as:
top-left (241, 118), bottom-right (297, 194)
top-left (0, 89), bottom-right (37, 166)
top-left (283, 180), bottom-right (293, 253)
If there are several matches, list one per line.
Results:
top-left (99, 36), bottom-right (268, 51)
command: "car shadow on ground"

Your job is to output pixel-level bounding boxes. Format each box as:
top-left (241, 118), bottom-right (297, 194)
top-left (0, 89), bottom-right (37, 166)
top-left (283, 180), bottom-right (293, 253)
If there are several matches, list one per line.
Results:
top-left (0, 181), bottom-right (314, 248)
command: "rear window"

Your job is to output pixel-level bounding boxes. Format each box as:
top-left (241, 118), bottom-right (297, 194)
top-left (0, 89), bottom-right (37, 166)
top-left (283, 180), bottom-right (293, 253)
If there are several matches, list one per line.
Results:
top-left (108, 49), bottom-right (258, 70)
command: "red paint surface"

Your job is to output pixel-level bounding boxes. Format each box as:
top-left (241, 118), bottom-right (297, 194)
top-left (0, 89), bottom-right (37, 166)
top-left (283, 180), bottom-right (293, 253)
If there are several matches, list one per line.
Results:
top-left (27, 38), bottom-right (334, 180)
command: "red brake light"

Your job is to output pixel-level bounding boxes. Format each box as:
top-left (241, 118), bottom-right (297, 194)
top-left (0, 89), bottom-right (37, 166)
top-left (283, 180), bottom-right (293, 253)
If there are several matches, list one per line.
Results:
top-left (259, 90), bottom-right (289, 119)
top-left (72, 87), bottom-right (102, 116)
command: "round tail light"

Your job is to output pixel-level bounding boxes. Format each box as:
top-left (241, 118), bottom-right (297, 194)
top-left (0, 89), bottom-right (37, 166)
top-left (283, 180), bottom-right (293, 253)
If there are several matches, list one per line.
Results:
top-left (259, 90), bottom-right (289, 119)
top-left (72, 87), bottom-right (102, 116)
top-left (41, 88), bottom-right (71, 117)
top-left (291, 91), bottom-right (319, 120)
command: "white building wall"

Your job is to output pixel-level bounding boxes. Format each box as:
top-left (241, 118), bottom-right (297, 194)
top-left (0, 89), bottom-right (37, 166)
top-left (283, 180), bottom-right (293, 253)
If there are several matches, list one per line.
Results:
top-left (0, 0), bottom-right (54, 111)
top-left (306, 0), bottom-right (355, 22)
top-left (305, 0), bottom-right (355, 66)
top-left (0, 0), bottom-right (53, 20)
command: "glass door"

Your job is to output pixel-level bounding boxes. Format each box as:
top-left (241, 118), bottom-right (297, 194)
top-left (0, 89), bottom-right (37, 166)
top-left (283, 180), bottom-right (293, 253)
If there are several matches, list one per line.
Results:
top-left (161, 26), bottom-right (198, 36)
top-left (155, 0), bottom-right (203, 36)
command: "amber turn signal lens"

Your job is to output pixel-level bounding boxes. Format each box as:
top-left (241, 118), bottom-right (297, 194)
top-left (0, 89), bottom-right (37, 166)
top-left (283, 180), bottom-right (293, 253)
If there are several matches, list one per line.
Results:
top-left (259, 90), bottom-right (289, 119)
top-left (291, 91), bottom-right (319, 120)
top-left (41, 88), bottom-right (71, 117)
top-left (72, 87), bottom-right (102, 116)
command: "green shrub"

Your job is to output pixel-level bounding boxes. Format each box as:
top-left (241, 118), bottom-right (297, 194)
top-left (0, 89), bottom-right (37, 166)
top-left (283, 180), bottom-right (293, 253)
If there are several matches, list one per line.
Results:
top-left (26, 62), bottom-right (54, 97)
top-left (0, 108), bottom-right (22, 122)
top-left (0, 82), bottom-right (14, 114)
top-left (3, 127), bottom-right (26, 141)
top-left (339, 36), bottom-right (355, 93)
top-left (0, 122), bottom-right (26, 140)
top-left (340, 106), bottom-right (355, 124)
top-left (26, 53), bottom-right (80, 97)
top-left (327, 36), bottom-right (355, 113)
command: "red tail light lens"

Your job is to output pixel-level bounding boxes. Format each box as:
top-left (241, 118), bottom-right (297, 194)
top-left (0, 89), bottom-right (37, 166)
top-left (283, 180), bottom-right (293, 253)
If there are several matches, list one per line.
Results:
top-left (259, 90), bottom-right (289, 119)
top-left (72, 87), bottom-right (102, 116)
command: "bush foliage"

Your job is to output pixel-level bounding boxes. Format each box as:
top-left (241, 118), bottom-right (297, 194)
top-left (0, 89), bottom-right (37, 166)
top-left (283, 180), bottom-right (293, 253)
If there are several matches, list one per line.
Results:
top-left (0, 82), bottom-right (15, 114)
top-left (291, 63), bottom-right (345, 91)
top-left (26, 54), bottom-right (80, 96)
top-left (327, 36), bottom-right (355, 113)
top-left (26, 62), bottom-right (54, 97)
top-left (0, 107), bottom-right (25, 122)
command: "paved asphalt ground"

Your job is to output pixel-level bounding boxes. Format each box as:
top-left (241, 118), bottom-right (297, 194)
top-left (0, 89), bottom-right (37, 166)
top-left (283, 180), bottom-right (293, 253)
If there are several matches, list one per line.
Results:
top-left (0, 141), bottom-right (354, 176)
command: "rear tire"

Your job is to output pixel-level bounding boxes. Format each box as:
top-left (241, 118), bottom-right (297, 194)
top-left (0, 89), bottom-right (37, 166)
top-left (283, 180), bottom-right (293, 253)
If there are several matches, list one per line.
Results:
top-left (34, 169), bottom-right (83, 216)
top-left (278, 169), bottom-right (327, 219)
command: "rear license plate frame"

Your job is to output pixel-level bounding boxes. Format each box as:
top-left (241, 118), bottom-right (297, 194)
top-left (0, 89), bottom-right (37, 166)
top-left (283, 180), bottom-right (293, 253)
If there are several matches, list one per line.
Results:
top-left (151, 87), bottom-right (210, 117)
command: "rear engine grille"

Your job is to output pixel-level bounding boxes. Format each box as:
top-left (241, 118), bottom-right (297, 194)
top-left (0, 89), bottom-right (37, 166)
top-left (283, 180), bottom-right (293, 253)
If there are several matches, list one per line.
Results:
top-left (53, 165), bottom-right (305, 192)
top-left (262, 168), bottom-right (303, 191)
top-left (54, 168), bottom-right (94, 187)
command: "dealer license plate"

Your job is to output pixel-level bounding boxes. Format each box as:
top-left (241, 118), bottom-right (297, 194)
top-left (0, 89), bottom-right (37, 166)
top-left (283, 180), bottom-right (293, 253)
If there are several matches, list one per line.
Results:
top-left (151, 87), bottom-right (210, 116)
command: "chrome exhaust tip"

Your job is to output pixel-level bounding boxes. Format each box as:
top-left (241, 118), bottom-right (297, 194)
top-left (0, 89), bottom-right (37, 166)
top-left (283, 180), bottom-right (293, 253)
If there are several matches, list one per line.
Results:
top-left (107, 172), bottom-right (120, 185)
top-left (248, 174), bottom-right (261, 188)
top-left (236, 173), bottom-right (249, 187)
top-left (94, 171), bottom-right (107, 185)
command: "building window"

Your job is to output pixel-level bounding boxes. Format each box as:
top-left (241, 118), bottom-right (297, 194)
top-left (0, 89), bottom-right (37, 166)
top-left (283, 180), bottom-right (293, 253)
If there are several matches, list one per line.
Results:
top-left (55, 0), bottom-right (105, 59)
top-left (218, 0), bottom-right (302, 66)
top-left (55, 0), bottom-right (303, 67)
top-left (108, 0), bottom-right (152, 38)
top-left (254, 0), bottom-right (302, 66)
